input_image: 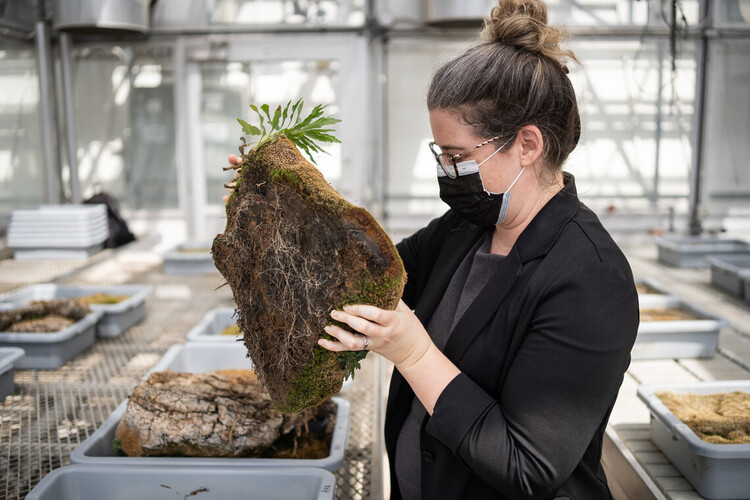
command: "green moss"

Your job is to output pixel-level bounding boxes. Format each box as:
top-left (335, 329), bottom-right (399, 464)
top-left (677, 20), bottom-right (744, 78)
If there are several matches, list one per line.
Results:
top-left (342, 272), bottom-right (404, 309)
top-left (112, 437), bottom-right (123, 454)
top-left (277, 345), bottom-right (344, 414)
top-left (270, 168), bottom-right (303, 192)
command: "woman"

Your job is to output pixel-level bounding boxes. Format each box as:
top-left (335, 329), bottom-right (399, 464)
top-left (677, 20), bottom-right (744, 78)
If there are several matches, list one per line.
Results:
top-left (317, 0), bottom-right (639, 498)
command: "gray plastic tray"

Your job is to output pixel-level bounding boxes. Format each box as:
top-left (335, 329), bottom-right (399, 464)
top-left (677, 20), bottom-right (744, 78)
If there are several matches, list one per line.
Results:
top-left (0, 284), bottom-right (151, 338)
top-left (654, 236), bottom-right (749, 268)
top-left (185, 307), bottom-right (240, 343)
top-left (634, 295), bottom-right (728, 360)
top-left (0, 347), bottom-right (24, 400)
top-left (70, 396), bottom-right (350, 471)
top-left (163, 241), bottom-right (217, 275)
top-left (0, 311), bottom-right (101, 369)
top-left (707, 254), bottom-right (750, 297)
top-left (26, 464), bottom-right (336, 500)
top-left (637, 380), bottom-right (750, 499)
top-left (744, 271), bottom-right (750, 305)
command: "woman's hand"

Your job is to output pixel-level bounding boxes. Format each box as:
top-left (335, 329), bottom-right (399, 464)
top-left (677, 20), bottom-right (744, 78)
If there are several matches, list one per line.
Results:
top-left (319, 299), bottom-right (434, 371)
top-left (222, 154), bottom-right (243, 204)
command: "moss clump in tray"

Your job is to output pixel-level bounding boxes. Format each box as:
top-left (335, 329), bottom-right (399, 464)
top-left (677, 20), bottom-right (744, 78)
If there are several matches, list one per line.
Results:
top-left (0, 299), bottom-right (91, 333)
top-left (657, 391), bottom-right (750, 444)
top-left (640, 308), bottom-right (699, 322)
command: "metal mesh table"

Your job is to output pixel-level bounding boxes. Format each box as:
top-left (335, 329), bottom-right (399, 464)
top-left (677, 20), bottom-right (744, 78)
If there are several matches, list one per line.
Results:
top-left (0, 250), bottom-right (380, 500)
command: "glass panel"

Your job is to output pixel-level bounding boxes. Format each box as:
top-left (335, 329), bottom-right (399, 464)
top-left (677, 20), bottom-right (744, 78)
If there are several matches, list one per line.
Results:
top-left (548, 0), bottom-right (700, 27)
top-left (153, 0), bottom-right (367, 28)
top-left (201, 58), bottom-right (341, 206)
top-left (384, 37), bottom-right (696, 227)
top-left (0, 38), bottom-right (44, 231)
top-left (702, 40), bottom-right (750, 216)
top-left (713, 0), bottom-right (750, 27)
top-left (72, 45), bottom-right (177, 210)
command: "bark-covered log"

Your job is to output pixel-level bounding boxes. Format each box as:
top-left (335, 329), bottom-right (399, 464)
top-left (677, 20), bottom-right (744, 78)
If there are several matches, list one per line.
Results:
top-left (115, 370), bottom-right (333, 457)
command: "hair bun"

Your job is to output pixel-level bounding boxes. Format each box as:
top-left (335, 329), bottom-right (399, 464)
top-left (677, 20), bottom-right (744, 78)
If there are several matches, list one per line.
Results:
top-left (481, 0), bottom-right (577, 65)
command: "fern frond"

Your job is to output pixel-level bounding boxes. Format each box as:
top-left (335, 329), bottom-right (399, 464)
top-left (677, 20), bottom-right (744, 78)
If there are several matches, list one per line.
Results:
top-left (237, 99), bottom-right (341, 165)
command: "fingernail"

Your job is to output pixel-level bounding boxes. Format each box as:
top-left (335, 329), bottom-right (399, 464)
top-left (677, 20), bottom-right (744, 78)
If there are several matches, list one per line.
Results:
top-left (324, 325), bottom-right (332, 333)
top-left (330, 310), bottom-right (339, 319)
top-left (343, 305), bottom-right (353, 312)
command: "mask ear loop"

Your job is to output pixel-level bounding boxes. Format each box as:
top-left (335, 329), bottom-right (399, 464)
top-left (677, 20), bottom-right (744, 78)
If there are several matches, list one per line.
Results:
top-left (476, 137), bottom-right (514, 168)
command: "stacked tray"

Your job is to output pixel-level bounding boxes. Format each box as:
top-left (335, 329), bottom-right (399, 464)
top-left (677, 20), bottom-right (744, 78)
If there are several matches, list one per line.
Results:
top-left (71, 342), bottom-right (351, 471)
top-left (26, 465), bottom-right (336, 500)
top-left (654, 236), bottom-right (749, 268)
top-left (8, 204), bottom-right (109, 260)
top-left (0, 347), bottom-right (24, 400)
top-left (634, 295), bottom-right (729, 360)
top-left (634, 276), bottom-right (676, 300)
top-left (637, 380), bottom-right (750, 499)
top-left (0, 284), bottom-right (151, 339)
top-left (162, 240), bottom-right (217, 275)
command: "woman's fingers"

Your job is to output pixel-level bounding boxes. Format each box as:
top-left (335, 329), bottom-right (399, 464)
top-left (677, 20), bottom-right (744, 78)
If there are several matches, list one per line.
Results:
top-left (320, 324), bottom-right (366, 351)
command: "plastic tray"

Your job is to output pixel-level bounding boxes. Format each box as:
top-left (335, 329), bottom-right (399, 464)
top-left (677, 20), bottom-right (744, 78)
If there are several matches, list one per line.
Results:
top-left (0, 284), bottom-right (151, 338)
top-left (0, 347), bottom-right (25, 400)
top-left (654, 236), bottom-right (749, 268)
top-left (185, 307), bottom-right (241, 343)
top-left (162, 241), bottom-right (217, 275)
top-left (634, 276), bottom-right (676, 300)
top-left (634, 295), bottom-right (728, 360)
top-left (10, 204), bottom-right (106, 222)
top-left (70, 396), bottom-right (350, 471)
top-left (707, 254), bottom-right (750, 297)
top-left (26, 465), bottom-right (336, 500)
top-left (744, 271), bottom-right (750, 305)
top-left (637, 380), bottom-right (750, 499)
top-left (0, 311), bottom-right (101, 369)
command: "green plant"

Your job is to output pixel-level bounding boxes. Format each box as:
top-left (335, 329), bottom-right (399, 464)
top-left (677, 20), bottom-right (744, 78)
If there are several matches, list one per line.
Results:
top-left (237, 99), bottom-right (341, 164)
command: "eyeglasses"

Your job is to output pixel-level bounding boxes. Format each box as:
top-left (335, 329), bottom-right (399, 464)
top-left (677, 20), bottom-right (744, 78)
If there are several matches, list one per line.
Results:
top-left (429, 135), bottom-right (505, 179)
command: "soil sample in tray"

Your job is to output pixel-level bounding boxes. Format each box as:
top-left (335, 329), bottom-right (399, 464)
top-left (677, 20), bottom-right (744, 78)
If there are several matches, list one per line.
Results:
top-left (0, 299), bottom-right (91, 333)
top-left (75, 293), bottom-right (128, 305)
top-left (656, 390), bottom-right (750, 444)
top-left (640, 308), bottom-right (699, 322)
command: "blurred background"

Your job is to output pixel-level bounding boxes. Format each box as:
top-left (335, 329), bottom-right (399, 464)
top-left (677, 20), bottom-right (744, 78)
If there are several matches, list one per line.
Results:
top-left (1, 0), bottom-right (748, 249)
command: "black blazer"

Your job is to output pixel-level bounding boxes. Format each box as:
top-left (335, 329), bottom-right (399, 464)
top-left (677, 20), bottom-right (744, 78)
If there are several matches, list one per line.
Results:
top-left (386, 175), bottom-right (639, 500)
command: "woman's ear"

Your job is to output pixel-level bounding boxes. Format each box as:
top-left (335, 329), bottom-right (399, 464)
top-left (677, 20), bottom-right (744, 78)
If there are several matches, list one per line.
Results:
top-left (516, 125), bottom-right (544, 167)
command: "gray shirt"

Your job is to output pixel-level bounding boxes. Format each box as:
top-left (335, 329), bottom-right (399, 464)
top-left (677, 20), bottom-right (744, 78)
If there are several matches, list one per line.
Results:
top-left (395, 229), bottom-right (505, 500)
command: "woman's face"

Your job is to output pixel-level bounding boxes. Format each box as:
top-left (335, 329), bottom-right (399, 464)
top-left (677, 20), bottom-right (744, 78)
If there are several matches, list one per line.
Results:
top-left (428, 109), bottom-right (522, 195)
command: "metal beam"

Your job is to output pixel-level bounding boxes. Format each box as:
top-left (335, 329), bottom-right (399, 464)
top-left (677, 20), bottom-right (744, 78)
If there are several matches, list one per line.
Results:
top-left (60, 32), bottom-right (81, 203)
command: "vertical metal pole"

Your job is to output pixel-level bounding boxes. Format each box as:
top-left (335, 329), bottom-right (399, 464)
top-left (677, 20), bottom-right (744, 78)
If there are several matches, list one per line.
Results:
top-left (687, 0), bottom-right (710, 236)
top-left (60, 32), bottom-right (81, 203)
top-left (653, 42), bottom-right (664, 208)
top-left (35, 19), bottom-right (61, 204)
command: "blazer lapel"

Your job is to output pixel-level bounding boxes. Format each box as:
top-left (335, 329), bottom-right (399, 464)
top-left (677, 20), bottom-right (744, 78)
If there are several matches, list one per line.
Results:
top-left (443, 245), bottom-right (523, 363)
top-left (413, 226), bottom-right (485, 324)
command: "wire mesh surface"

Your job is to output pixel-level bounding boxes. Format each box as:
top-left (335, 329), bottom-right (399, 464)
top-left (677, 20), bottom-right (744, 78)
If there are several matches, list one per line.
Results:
top-left (0, 249), bottom-right (379, 500)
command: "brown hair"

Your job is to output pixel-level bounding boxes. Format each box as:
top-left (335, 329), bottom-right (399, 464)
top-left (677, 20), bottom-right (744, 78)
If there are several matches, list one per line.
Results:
top-left (427, 0), bottom-right (581, 170)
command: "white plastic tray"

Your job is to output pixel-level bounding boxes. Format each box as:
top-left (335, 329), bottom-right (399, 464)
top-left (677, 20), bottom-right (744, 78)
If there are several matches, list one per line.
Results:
top-left (634, 276), bottom-right (677, 300)
top-left (634, 295), bottom-right (728, 359)
top-left (162, 240), bottom-right (217, 275)
top-left (637, 380), bottom-right (750, 499)
top-left (185, 307), bottom-right (241, 343)
top-left (0, 311), bottom-right (101, 369)
top-left (26, 465), bottom-right (336, 500)
top-left (0, 284), bottom-right (151, 338)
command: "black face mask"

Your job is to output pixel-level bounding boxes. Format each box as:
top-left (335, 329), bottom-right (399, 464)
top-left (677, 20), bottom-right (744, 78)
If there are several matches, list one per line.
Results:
top-left (437, 161), bottom-right (526, 227)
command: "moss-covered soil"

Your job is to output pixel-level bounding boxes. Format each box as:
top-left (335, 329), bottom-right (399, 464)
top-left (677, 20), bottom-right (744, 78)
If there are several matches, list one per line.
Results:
top-left (212, 136), bottom-right (405, 413)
